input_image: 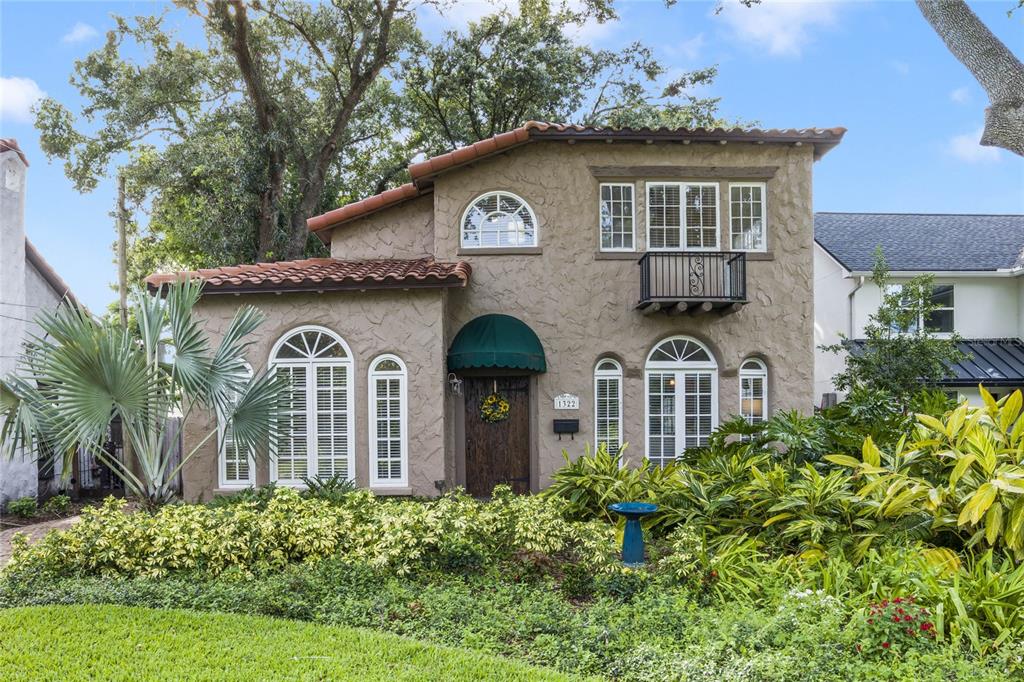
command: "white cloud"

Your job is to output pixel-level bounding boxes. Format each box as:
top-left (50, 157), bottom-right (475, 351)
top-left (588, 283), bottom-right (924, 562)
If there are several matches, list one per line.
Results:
top-left (62, 22), bottom-right (98, 44)
top-left (717, 0), bottom-right (840, 57)
top-left (949, 87), bottom-right (970, 104)
top-left (948, 127), bottom-right (1001, 164)
top-left (665, 33), bottom-right (706, 62)
top-left (0, 77), bottom-right (45, 123)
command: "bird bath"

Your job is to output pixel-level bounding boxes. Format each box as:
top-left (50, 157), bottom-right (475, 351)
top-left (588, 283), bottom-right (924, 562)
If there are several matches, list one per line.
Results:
top-left (608, 502), bottom-right (659, 566)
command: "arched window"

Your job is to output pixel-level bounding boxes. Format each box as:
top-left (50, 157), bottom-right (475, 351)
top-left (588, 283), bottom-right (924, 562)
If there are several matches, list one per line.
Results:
top-left (369, 354), bottom-right (408, 488)
top-left (269, 326), bottom-right (353, 485)
top-left (594, 359), bottom-right (623, 455)
top-left (218, 362), bottom-right (255, 489)
top-left (739, 358), bottom-right (768, 425)
top-left (461, 191), bottom-right (538, 248)
top-left (645, 336), bottom-right (718, 467)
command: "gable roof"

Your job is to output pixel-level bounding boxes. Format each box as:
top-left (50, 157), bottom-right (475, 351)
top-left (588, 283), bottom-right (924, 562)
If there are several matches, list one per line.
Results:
top-left (25, 239), bottom-right (78, 307)
top-left (815, 212), bottom-right (1024, 273)
top-left (0, 138), bottom-right (29, 167)
top-left (144, 257), bottom-right (471, 295)
top-left (308, 121), bottom-right (846, 237)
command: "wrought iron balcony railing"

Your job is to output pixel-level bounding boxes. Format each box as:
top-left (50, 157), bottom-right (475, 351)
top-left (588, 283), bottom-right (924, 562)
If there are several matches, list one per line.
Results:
top-left (638, 251), bottom-right (747, 313)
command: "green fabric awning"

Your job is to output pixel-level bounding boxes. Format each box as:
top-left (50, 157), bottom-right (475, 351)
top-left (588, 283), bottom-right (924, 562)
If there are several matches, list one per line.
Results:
top-left (447, 314), bottom-right (546, 373)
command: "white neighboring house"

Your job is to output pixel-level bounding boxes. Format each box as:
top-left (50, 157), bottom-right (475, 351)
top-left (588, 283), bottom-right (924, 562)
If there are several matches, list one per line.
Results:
top-left (814, 212), bottom-right (1024, 407)
top-left (1, 139), bottom-right (79, 506)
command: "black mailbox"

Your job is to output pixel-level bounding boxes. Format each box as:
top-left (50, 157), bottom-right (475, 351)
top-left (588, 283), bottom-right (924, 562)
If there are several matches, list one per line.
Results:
top-left (553, 419), bottom-right (579, 440)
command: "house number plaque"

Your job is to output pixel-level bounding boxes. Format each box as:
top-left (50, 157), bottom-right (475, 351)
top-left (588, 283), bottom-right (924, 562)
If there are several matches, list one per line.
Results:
top-left (554, 393), bottom-right (580, 410)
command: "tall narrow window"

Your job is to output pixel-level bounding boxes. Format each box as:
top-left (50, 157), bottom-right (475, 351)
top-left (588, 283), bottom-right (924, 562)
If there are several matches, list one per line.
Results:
top-left (647, 182), bottom-right (720, 251)
top-left (599, 184), bottom-right (635, 251)
top-left (730, 183), bottom-right (766, 252)
top-left (739, 358), bottom-right (768, 425)
top-left (645, 336), bottom-right (718, 467)
top-left (218, 363), bottom-right (255, 488)
top-left (369, 354), bottom-right (408, 488)
top-left (269, 326), bottom-right (353, 485)
top-left (594, 359), bottom-right (623, 455)
top-left (461, 191), bottom-right (538, 248)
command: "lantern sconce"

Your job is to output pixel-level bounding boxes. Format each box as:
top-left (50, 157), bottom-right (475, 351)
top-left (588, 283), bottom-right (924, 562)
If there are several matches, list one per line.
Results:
top-left (447, 372), bottom-right (463, 396)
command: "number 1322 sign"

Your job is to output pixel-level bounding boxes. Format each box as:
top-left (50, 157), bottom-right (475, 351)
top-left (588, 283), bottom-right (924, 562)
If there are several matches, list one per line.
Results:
top-left (554, 393), bottom-right (580, 410)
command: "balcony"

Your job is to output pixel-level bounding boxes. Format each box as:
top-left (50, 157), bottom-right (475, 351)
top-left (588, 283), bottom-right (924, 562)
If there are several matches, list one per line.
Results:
top-left (637, 252), bottom-right (747, 314)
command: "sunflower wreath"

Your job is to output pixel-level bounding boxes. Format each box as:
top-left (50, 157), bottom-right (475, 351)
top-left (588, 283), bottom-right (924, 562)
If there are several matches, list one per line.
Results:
top-left (479, 392), bottom-right (511, 423)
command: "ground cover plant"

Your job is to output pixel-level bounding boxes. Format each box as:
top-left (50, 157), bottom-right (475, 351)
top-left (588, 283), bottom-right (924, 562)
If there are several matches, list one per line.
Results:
top-left (0, 604), bottom-right (578, 682)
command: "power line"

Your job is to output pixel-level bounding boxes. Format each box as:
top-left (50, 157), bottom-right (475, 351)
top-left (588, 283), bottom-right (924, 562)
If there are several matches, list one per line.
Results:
top-left (0, 300), bottom-right (47, 309)
top-left (0, 312), bottom-right (35, 323)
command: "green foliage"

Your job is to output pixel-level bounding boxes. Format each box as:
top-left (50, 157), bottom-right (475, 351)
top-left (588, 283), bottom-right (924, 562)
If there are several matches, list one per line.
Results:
top-left (851, 596), bottom-right (937, 657)
top-left (5, 497), bottom-right (37, 518)
top-left (206, 483), bottom-right (280, 511)
top-left (0, 280), bottom-right (287, 507)
top-left (0, 605), bottom-right (573, 682)
top-left (822, 250), bottom-right (965, 403)
top-left (300, 475), bottom-right (357, 504)
top-left (40, 495), bottom-right (71, 516)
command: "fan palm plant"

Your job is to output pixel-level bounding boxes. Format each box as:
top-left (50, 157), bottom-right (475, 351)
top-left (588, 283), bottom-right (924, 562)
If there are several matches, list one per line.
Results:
top-left (0, 280), bottom-right (286, 507)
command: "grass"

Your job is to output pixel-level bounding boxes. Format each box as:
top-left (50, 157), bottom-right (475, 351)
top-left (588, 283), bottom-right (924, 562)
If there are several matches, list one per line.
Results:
top-left (0, 604), bottom-right (583, 681)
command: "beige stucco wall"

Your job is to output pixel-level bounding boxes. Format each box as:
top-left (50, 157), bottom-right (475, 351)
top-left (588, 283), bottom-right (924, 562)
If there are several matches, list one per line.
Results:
top-left (426, 141), bottom-right (817, 485)
top-left (330, 194), bottom-right (434, 260)
top-left (183, 289), bottom-right (448, 501)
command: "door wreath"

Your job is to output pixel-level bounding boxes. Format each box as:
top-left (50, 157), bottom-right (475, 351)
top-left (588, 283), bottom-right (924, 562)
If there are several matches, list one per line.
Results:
top-left (479, 391), bottom-right (510, 423)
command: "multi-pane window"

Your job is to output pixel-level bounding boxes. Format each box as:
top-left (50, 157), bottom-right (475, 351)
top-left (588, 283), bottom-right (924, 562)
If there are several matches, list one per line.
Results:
top-left (647, 183), bottom-right (720, 250)
top-left (730, 183), bottom-right (766, 251)
top-left (461, 191), bottom-right (538, 248)
top-left (645, 337), bottom-right (719, 467)
top-left (270, 327), bottom-right (353, 485)
top-left (889, 284), bottom-right (955, 333)
top-left (370, 355), bottom-right (407, 488)
top-left (739, 358), bottom-right (768, 425)
top-left (218, 363), bottom-right (255, 488)
top-left (594, 359), bottom-right (623, 455)
top-left (599, 184), bottom-right (635, 251)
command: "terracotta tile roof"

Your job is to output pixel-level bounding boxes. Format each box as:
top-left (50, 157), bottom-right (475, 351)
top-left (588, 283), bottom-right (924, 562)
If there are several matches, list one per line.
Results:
top-left (308, 121), bottom-right (846, 235)
top-left (145, 257), bottom-right (471, 295)
top-left (0, 138), bottom-right (28, 166)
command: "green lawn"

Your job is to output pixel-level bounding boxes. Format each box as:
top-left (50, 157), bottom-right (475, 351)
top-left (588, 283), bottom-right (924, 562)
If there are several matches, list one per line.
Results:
top-left (0, 605), bottom-right (581, 681)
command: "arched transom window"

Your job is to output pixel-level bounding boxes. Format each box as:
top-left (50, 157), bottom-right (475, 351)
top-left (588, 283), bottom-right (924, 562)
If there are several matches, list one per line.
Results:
top-left (645, 336), bottom-right (718, 467)
top-left (269, 326), bottom-right (353, 485)
top-left (739, 358), bottom-right (768, 425)
top-left (369, 354), bottom-right (408, 488)
top-left (594, 359), bottom-right (623, 456)
top-left (461, 191), bottom-right (538, 248)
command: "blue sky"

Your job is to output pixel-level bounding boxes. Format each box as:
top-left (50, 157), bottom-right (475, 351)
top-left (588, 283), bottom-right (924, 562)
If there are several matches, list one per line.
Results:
top-left (1, 0), bottom-right (1022, 312)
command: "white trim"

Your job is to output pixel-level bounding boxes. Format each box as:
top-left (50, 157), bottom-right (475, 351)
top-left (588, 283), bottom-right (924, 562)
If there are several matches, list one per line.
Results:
top-left (598, 183), bottom-right (636, 252)
top-left (268, 325), bottom-right (355, 486)
top-left (739, 357), bottom-right (768, 424)
top-left (728, 182), bottom-right (767, 253)
top-left (644, 336), bottom-right (719, 465)
top-left (847, 269), bottom-right (1020, 278)
top-left (460, 190), bottom-right (539, 249)
top-left (368, 354), bottom-right (408, 488)
top-left (645, 181), bottom-right (721, 252)
top-left (593, 358), bottom-right (623, 455)
top-left (217, 361), bottom-right (256, 489)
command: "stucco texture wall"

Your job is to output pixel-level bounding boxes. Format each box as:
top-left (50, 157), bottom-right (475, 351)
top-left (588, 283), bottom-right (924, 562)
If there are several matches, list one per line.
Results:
top-left (182, 289), bottom-right (448, 501)
top-left (330, 194), bottom-right (434, 260)
top-left (428, 141), bottom-right (817, 485)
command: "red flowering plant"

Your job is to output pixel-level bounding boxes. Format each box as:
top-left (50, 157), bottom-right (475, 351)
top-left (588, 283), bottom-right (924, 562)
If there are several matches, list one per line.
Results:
top-left (852, 596), bottom-right (937, 656)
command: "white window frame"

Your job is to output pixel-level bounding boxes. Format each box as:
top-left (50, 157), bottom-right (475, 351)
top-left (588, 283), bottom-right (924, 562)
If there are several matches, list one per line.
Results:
top-left (729, 182), bottom-right (767, 253)
top-left (368, 354), bottom-right (408, 488)
top-left (594, 358), bottom-right (623, 456)
top-left (460, 190), bottom-right (539, 249)
top-left (268, 325), bottom-right (355, 487)
top-left (739, 358), bottom-right (768, 425)
top-left (599, 183), bottom-right (636, 252)
top-left (217, 362), bottom-right (256, 489)
top-left (886, 283), bottom-right (955, 335)
top-left (645, 181), bottom-right (721, 252)
top-left (644, 336), bottom-right (719, 466)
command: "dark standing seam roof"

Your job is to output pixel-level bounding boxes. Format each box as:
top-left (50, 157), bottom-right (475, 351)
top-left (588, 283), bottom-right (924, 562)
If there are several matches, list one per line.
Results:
top-left (815, 213), bottom-right (1024, 272)
top-left (850, 339), bottom-right (1024, 387)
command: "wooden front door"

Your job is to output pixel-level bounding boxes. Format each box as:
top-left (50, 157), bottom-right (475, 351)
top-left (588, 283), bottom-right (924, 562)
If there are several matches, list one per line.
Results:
top-left (464, 377), bottom-right (531, 496)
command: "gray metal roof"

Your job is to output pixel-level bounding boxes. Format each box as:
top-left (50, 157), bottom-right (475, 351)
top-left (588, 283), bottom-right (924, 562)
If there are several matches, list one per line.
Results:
top-left (815, 213), bottom-right (1024, 272)
top-left (849, 338), bottom-right (1024, 388)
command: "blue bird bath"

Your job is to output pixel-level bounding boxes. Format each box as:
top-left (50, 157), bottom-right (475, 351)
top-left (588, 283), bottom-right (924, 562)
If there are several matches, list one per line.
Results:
top-left (608, 502), bottom-right (659, 566)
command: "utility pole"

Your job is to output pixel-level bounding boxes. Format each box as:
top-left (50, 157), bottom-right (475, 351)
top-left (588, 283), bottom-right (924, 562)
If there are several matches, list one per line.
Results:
top-left (117, 174), bottom-right (128, 327)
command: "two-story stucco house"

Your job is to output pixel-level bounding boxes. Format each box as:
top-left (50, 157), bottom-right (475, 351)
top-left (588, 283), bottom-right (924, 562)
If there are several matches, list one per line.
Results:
top-left (814, 212), bottom-right (1024, 406)
top-left (147, 122), bottom-right (845, 500)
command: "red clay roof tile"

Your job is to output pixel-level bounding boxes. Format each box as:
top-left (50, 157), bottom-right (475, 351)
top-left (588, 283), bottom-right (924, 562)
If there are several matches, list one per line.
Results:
top-left (145, 257), bottom-right (471, 294)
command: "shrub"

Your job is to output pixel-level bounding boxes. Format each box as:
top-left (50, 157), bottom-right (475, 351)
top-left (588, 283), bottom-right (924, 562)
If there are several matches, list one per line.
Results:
top-left (300, 474), bottom-right (357, 504)
top-left (6, 497), bottom-right (37, 518)
top-left (852, 596), bottom-right (937, 657)
top-left (41, 494), bottom-right (71, 516)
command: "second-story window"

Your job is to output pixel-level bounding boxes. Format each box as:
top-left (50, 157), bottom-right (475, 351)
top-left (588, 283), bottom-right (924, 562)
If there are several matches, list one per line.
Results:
top-left (730, 183), bottom-right (766, 252)
top-left (647, 182), bottom-right (720, 251)
top-left (600, 183), bottom-right (635, 251)
top-left (461, 191), bottom-right (538, 248)
top-left (889, 284), bottom-right (955, 334)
